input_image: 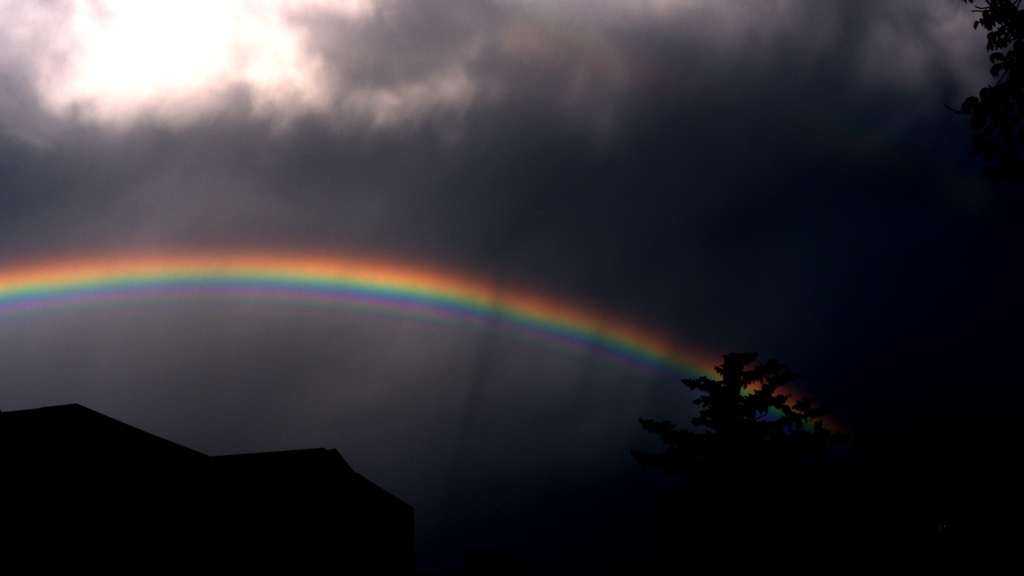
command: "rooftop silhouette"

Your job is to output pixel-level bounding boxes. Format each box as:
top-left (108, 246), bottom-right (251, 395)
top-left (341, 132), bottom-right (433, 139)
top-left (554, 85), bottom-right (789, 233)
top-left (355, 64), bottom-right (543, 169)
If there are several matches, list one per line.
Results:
top-left (1, 404), bottom-right (414, 572)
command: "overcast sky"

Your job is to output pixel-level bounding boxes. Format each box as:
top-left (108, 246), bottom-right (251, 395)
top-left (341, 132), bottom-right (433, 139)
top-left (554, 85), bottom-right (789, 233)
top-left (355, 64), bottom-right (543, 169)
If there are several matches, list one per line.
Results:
top-left (1, 1), bottom-right (1020, 572)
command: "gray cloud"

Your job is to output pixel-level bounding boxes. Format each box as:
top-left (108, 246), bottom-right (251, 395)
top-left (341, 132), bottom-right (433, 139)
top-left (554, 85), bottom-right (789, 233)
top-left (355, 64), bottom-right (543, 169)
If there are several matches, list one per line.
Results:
top-left (0, 1), bottom-right (990, 140)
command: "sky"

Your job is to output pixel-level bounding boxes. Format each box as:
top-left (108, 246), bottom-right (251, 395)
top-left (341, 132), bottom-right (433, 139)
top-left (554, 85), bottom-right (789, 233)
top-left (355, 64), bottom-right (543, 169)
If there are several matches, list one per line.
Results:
top-left (0, 1), bottom-right (1021, 572)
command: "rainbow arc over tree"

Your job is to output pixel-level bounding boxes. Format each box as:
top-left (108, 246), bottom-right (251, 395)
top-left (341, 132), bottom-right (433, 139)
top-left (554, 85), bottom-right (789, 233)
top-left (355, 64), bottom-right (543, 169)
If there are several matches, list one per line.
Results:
top-left (0, 252), bottom-right (843, 431)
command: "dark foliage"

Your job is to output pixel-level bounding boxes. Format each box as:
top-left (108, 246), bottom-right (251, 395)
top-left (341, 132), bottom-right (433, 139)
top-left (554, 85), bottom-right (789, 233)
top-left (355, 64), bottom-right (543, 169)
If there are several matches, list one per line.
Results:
top-left (956, 1), bottom-right (1024, 182)
top-left (629, 353), bottom-right (849, 569)
top-left (629, 354), bottom-right (1023, 571)
top-left (631, 352), bottom-right (846, 486)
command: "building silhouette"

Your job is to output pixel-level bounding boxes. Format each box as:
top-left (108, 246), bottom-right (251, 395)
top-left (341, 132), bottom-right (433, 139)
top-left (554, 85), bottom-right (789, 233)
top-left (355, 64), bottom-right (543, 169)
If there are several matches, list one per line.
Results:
top-left (1, 404), bottom-right (414, 572)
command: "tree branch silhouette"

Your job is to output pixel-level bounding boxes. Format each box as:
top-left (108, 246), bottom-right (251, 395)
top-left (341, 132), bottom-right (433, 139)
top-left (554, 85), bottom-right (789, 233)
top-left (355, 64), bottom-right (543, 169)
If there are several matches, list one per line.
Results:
top-left (632, 352), bottom-right (846, 487)
top-left (955, 1), bottom-right (1024, 182)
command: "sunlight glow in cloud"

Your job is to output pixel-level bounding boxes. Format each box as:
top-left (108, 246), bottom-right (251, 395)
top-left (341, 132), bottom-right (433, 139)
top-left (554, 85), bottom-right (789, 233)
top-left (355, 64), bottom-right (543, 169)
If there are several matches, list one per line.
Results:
top-left (9, 0), bottom-right (374, 126)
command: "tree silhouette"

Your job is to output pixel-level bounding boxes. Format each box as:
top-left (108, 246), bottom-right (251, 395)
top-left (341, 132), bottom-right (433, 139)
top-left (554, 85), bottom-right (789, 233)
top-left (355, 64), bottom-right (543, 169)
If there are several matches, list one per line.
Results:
top-left (631, 353), bottom-right (848, 567)
top-left (632, 352), bottom-right (845, 486)
top-left (955, 0), bottom-right (1024, 182)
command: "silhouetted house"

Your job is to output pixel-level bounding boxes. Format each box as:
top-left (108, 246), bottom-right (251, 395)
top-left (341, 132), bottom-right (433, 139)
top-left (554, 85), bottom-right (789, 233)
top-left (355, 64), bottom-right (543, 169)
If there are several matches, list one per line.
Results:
top-left (1, 404), bottom-right (414, 572)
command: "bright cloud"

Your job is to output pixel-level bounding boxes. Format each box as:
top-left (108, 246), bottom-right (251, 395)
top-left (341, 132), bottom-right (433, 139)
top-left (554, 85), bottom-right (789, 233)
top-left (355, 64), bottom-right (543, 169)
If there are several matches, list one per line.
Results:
top-left (3, 0), bottom-right (376, 126)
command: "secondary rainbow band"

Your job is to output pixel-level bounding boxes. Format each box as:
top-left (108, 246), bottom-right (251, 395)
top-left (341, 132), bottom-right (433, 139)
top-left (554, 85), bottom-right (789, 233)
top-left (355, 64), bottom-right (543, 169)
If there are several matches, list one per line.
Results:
top-left (0, 253), bottom-right (716, 379)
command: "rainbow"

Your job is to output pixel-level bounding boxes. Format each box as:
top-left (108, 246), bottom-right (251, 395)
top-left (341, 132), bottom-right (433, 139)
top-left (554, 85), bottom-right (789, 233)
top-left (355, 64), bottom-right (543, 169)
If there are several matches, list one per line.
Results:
top-left (0, 252), bottom-right (844, 432)
top-left (0, 252), bottom-right (717, 380)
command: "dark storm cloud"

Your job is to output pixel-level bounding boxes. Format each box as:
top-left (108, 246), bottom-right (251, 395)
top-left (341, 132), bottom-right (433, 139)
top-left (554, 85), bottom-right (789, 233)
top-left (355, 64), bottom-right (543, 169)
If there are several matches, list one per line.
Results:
top-left (1, 1), bottom-right (1021, 572)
